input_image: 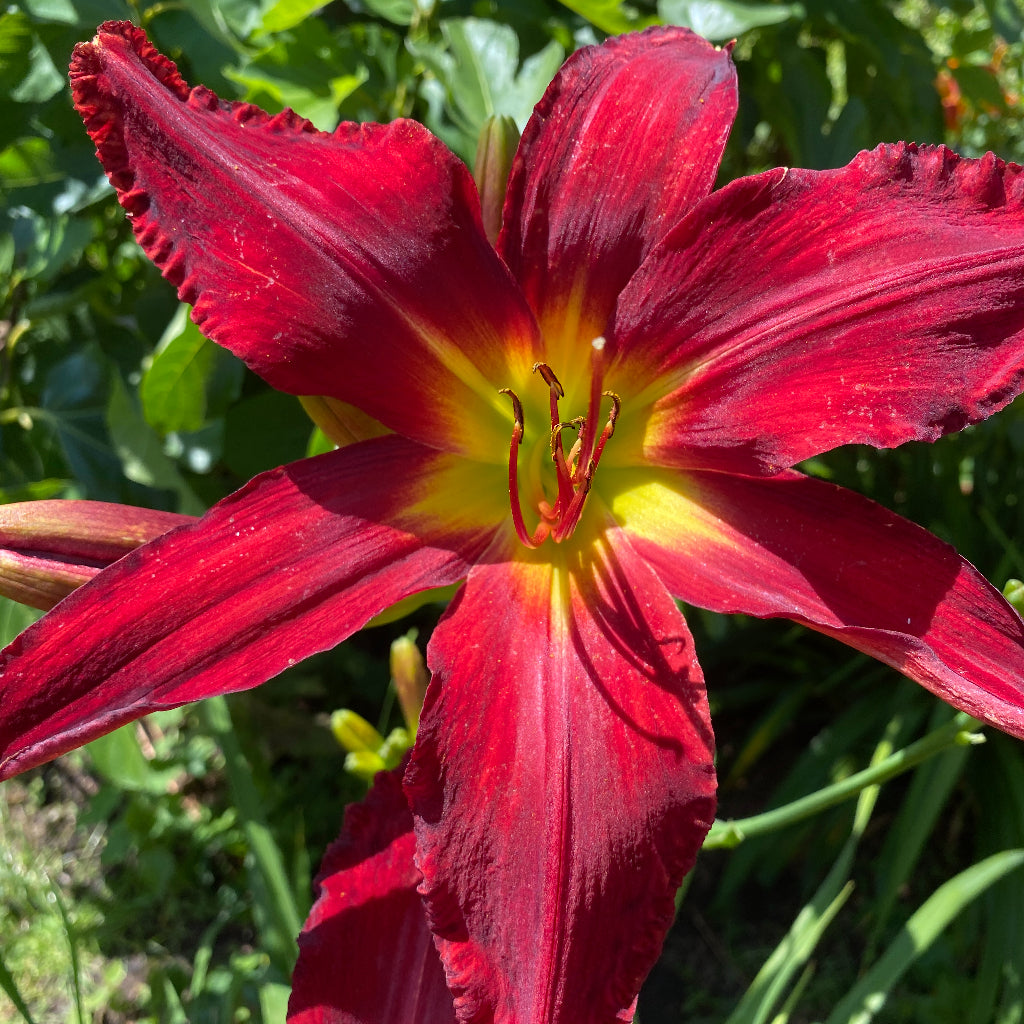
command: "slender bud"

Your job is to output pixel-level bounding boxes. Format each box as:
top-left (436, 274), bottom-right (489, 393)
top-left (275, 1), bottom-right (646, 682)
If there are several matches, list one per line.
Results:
top-left (473, 115), bottom-right (520, 246)
top-left (390, 632), bottom-right (429, 734)
top-left (330, 708), bottom-right (386, 753)
top-left (1003, 578), bottom-right (1024, 616)
top-left (298, 396), bottom-right (389, 449)
top-left (344, 750), bottom-right (387, 782)
top-left (0, 500), bottom-right (192, 610)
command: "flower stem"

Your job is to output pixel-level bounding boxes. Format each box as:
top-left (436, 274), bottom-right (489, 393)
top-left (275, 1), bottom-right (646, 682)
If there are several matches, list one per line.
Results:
top-left (704, 711), bottom-right (984, 849)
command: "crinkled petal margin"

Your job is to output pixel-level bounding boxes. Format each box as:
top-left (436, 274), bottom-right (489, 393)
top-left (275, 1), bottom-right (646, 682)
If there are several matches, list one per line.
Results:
top-left (70, 22), bottom-right (539, 457)
top-left (613, 144), bottom-right (1024, 474)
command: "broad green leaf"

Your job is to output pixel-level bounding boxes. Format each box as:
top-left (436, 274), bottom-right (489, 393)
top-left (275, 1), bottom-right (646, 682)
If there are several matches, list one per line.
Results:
top-left (359, 0), bottom-right (417, 24)
top-left (658, 0), bottom-right (803, 40)
top-left (223, 389), bottom-right (312, 479)
top-left (0, 11), bottom-right (34, 90)
top-left (0, 597), bottom-right (43, 647)
top-left (259, 0), bottom-right (330, 33)
top-left (10, 37), bottom-right (64, 103)
top-left (87, 725), bottom-right (181, 794)
top-left (141, 306), bottom-right (215, 435)
top-left (824, 849), bottom-right (1024, 1024)
top-left (442, 19), bottom-right (520, 125)
top-left (18, 0), bottom-right (79, 24)
top-left (6, 209), bottom-right (93, 284)
top-left (106, 374), bottom-right (205, 514)
top-left (0, 137), bottom-right (58, 188)
top-left (412, 19), bottom-right (564, 157)
top-left (226, 19), bottom-right (369, 130)
top-left (41, 348), bottom-right (127, 500)
top-left (952, 63), bottom-right (1009, 113)
top-left (557, 0), bottom-right (658, 35)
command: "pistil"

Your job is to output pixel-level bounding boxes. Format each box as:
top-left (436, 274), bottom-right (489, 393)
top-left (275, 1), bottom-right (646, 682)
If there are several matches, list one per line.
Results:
top-left (499, 340), bottom-right (621, 547)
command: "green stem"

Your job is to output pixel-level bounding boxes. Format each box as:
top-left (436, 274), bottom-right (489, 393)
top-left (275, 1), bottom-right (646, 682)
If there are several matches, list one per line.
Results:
top-left (704, 712), bottom-right (983, 850)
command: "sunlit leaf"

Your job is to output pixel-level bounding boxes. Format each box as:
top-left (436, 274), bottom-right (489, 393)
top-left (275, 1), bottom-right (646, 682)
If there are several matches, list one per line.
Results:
top-left (557, 0), bottom-right (658, 35)
top-left (658, 0), bottom-right (803, 40)
top-left (141, 306), bottom-right (215, 435)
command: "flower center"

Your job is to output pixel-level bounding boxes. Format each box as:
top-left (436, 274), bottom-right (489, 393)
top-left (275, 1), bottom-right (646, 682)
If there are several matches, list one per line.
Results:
top-left (499, 337), bottom-right (620, 548)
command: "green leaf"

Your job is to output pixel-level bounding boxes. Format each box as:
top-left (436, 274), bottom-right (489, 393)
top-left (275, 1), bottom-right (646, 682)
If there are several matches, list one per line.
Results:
top-left (223, 388), bottom-right (314, 480)
top-left (10, 37), bottom-right (64, 103)
top-left (557, 0), bottom-right (659, 35)
top-left (412, 19), bottom-right (564, 157)
top-left (106, 373), bottom-right (205, 515)
top-left (0, 137), bottom-right (58, 188)
top-left (358, 0), bottom-right (417, 24)
top-left (225, 19), bottom-right (369, 130)
top-left (824, 849), bottom-right (1024, 1024)
top-left (0, 597), bottom-right (42, 647)
top-left (952, 63), bottom-right (1008, 113)
top-left (259, 982), bottom-right (293, 1023)
top-left (0, 11), bottom-right (34, 90)
top-left (141, 306), bottom-right (215, 435)
top-left (258, 0), bottom-right (329, 33)
top-left (86, 725), bottom-right (180, 794)
top-left (981, 0), bottom-right (1024, 41)
top-left (0, 478), bottom-right (69, 504)
top-left (658, 0), bottom-right (802, 40)
top-left (0, 950), bottom-right (37, 1024)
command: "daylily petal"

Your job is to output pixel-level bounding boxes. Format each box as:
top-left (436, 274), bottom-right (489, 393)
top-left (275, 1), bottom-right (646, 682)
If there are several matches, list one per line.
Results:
top-left (611, 467), bottom-right (1024, 739)
top-left (0, 437), bottom-right (502, 779)
top-left (70, 22), bottom-right (540, 457)
top-left (290, 765), bottom-right (454, 1024)
top-left (405, 524), bottom-right (716, 1023)
top-left (613, 144), bottom-right (1024, 474)
top-left (499, 27), bottom-right (736, 366)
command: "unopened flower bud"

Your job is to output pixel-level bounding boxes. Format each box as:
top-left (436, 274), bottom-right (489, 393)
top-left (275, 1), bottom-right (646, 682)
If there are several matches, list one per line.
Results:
top-left (1003, 578), bottom-right (1024, 616)
top-left (344, 749), bottom-right (387, 781)
top-left (330, 708), bottom-right (385, 753)
top-left (0, 500), bottom-right (192, 610)
top-left (390, 632), bottom-right (429, 734)
top-left (473, 115), bottom-right (520, 246)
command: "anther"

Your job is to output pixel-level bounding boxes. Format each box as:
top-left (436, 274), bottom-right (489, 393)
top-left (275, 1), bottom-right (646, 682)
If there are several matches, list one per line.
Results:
top-left (498, 387), bottom-right (524, 439)
top-left (532, 362), bottom-right (564, 398)
top-left (549, 417), bottom-right (585, 458)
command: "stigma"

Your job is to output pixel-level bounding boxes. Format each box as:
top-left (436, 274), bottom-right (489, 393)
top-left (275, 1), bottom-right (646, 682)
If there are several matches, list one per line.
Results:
top-left (499, 337), bottom-right (620, 548)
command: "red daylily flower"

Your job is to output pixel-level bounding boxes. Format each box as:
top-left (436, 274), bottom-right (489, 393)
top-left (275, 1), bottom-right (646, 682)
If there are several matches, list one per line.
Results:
top-left (3, 19), bottom-right (1024, 1022)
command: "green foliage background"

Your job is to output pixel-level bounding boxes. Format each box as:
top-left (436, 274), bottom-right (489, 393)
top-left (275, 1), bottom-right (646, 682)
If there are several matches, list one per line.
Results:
top-left (1, 0), bottom-right (1023, 1021)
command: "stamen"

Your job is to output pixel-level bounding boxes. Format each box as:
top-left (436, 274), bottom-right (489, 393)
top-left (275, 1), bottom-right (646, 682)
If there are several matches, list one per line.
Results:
top-left (553, 391), bottom-right (621, 543)
top-left (578, 337), bottom-right (607, 472)
top-left (498, 388), bottom-right (539, 549)
top-left (532, 362), bottom-right (564, 398)
top-left (590, 391), bottom-right (621, 466)
top-left (534, 362), bottom-right (575, 513)
top-left (500, 362), bottom-right (621, 548)
top-left (549, 418), bottom-right (585, 460)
